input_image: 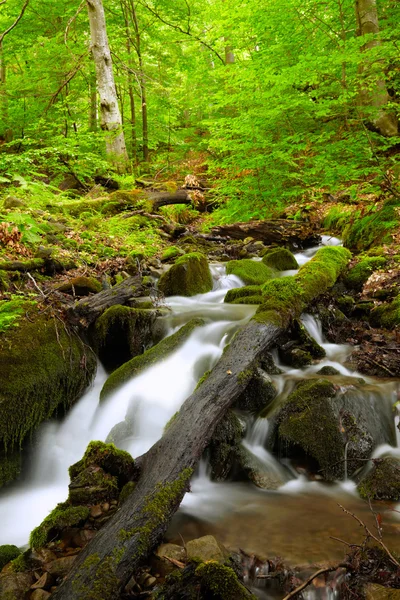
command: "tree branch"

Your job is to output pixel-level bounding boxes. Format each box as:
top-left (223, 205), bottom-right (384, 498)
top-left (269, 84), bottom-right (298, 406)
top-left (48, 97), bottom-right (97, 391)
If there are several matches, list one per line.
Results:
top-left (0, 0), bottom-right (30, 45)
top-left (282, 565), bottom-right (347, 600)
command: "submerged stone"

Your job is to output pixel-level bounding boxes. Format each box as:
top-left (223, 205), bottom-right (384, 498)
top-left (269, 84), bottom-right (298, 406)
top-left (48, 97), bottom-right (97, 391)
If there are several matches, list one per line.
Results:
top-left (158, 252), bottom-right (213, 296)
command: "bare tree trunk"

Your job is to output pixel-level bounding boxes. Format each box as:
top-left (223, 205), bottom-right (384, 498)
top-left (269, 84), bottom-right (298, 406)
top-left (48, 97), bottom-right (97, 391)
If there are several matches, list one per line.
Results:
top-left (355, 0), bottom-right (398, 137)
top-left (86, 0), bottom-right (129, 168)
top-left (121, 0), bottom-right (137, 161)
top-left (0, 42), bottom-right (12, 141)
top-left (89, 62), bottom-right (98, 131)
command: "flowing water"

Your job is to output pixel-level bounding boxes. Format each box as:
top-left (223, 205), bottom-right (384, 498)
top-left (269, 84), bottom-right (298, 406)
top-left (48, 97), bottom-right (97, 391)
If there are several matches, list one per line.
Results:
top-left (0, 235), bottom-right (399, 599)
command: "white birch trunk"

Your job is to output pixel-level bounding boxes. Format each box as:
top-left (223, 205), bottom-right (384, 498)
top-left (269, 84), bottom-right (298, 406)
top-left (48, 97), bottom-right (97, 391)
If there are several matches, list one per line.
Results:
top-left (86, 0), bottom-right (129, 167)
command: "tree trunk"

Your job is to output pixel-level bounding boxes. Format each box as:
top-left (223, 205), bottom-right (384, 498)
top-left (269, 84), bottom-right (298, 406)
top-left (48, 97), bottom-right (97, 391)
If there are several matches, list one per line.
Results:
top-left (51, 247), bottom-right (351, 600)
top-left (86, 0), bottom-right (129, 168)
top-left (355, 0), bottom-right (398, 137)
top-left (211, 219), bottom-right (321, 249)
top-left (88, 64), bottom-right (98, 132)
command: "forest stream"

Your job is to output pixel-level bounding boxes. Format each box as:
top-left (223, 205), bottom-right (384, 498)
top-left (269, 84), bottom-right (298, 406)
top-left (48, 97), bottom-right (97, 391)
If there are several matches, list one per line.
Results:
top-left (0, 235), bottom-right (399, 599)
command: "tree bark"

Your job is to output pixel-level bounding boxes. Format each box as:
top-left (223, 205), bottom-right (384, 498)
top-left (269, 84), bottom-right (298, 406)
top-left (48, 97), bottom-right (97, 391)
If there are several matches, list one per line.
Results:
top-left (86, 0), bottom-right (129, 168)
top-left (211, 219), bottom-right (321, 248)
top-left (50, 247), bottom-right (351, 600)
top-left (355, 0), bottom-right (398, 137)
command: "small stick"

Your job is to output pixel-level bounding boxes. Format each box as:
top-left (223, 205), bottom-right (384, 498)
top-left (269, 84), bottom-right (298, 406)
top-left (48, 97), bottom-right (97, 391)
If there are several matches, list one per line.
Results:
top-left (282, 565), bottom-right (343, 600)
top-left (26, 272), bottom-right (46, 300)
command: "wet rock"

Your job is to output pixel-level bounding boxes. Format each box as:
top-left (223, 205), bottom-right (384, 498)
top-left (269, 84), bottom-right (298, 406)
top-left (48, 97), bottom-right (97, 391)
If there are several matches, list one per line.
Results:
top-left (207, 411), bottom-right (244, 480)
top-left (90, 505), bottom-right (102, 518)
top-left (358, 457), bottom-right (400, 501)
top-left (158, 252), bottom-right (213, 296)
top-left (31, 590), bottom-right (51, 600)
top-left (93, 305), bottom-right (160, 371)
top-left (226, 259), bottom-right (275, 286)
top-left (236, 368), bottom-right (277, 413)
top-left (277, 319), bottom-right (325, 368)
top-left (261, 246), bottom-right (299, 270)
top-left (186, 535), bottom-right (230, 563)
top-left (316, 366), bottom-right (340, 376)
top-left (69, 440), bottom-right (136, 485)
top-left (236, 446), bottom-right (285, 490)
top-left (0, 571), bottom-right (34, 599)
top-left (105, 417), bottom-right (133, 446)
top-left (259, 351), bottom-right (283, 375)
top-left (57, 276), bottom-right (102, 296)
top-left (71, 528), bottom-right (96, 548)
top-left (69, 466), bottom-right (118, 505)
top-left (44, 555), bottom-right (77, 579)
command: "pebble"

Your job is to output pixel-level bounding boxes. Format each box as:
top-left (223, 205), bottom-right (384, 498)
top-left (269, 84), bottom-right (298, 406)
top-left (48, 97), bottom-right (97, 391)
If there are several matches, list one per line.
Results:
top-left (90, 505), bottom-right (102, 518)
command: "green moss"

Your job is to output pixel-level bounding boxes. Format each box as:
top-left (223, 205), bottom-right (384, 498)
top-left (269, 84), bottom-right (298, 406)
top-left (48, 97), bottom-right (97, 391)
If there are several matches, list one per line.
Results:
top-left (158, 252), bottom-right (213, 297)
top-left (208, 411), bottom-right (244, 480)
top-left (195, 370), bottom-right (211, 391)
top-left (68, 466), bottom-right (119, 504)
top-left (0, 545), bottom-right (21, 570)
top-left (295, 246), bottom-right (352, 304)
top-left (0, 297), bottom-right (36, 333)
top-left (343, 199), bottom-right (400, 251)
top-left (370, 295), bottom-right (400, 328)
top-left (261, 247), bottom-right (299, 271)
top-left (30, 504), bottom-right (90, 549)
top-left (0, 449), bottom-right (22, 487)
top-left (255, 276), bottom-right (303, 328)
top-left (226, 259), bottom-right (275, 286)
top-left (322, 204), bottom-right (354, 233)
top-left (57, 276), bottom-right (102, 295)
top-left (277, 379), bottom-right (343, 480)
top-left (10, 552), bottom-right (28, 573)
top-left (69, 441), bottom-right (135, 485)
top-left (0, 270), bottom-right (9, 292)
top-left (196, 562), bottom-right (256, 599)
top-left (101, 317), bottom-right (205, 400)
top-left (358, 457), bottom-right (400, 500)
top-left (0, 308), bottom-right (96, 458)
top-left (224, 286), bottom-right (262, 304)
top-left (0, 258), bottom-right (45, 271)
top-left (72, 550), bottom-right (122, 600)
top-left (344, 256), bottom-right (386, 291)
top-left (119, 481), bottom-right (136, 504)
top-left (161, 246), bottom-right (184, 261)
top-left (118, 468), bottom-right (193, 558)
top-left (317, 366), bottom-right (340, 376)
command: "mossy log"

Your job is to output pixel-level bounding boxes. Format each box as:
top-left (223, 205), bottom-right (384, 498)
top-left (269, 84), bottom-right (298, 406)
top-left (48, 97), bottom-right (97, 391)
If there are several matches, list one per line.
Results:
top-left (0, 257), bottom-right (76, 274)
top-left (211, 219), bottom-right (321, 248)
top-left (67, 276), bottom-right (145, 327)
top-left (51, 247), bottom-right (351, 600)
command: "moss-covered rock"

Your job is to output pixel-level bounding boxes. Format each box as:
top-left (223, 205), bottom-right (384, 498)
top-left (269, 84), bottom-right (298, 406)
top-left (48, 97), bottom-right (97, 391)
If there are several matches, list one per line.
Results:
top-left (358, 457), bottom-right (400, 501)
top-left (0, 270), bottom-right (9, 292)
top-left (236, 445), bottom-right (285, 490)
top-left (30, 503), bottom-right (90, 549)
top-left (186, 536), bottom-right (230, 564)
top-left (370, 295), bottom-right (400, 328)
top-left (100, 317), bottom-right (205, 400)
top-left (316, 366), bottom-right (340, 376)
top-left (0, 449), bottom-right (22, 488)
top-left (158, 252), bottom-right (213, 297)
top-left (161, 246), bottom-right (185, 262)
top-left (278, 319), bottom-right (325, 367)
top-left (0, 570), bottom-right (33, 600)
top-left (196, 562), bottom-right (256, 600)
top-left (235, 368), bottom-right (277, 413)
top-left (207, 411), bottom-right (244, 481)
top-left (224, 286), bottom-right (262, 305)
top-left (69, 441), bottom-right (135, 486)
top-left (57, 276), bottom-right (102, 296)
top-left (68, 466), bottom-right (119, 505)
top-left (0, 308), bottom-right (96, 487)
top-left (0, 545), bottom-right (21, 571)
top-left (343, 198), bottom-right (400, 251)
top-left (93, 305), bottom-right (159, 371)
top-left (344, 256), bottom-right (387, 291)
top-left (226, 259), bottom-right (275, 286)
top-left (261, 247), bottom-right (299, 271)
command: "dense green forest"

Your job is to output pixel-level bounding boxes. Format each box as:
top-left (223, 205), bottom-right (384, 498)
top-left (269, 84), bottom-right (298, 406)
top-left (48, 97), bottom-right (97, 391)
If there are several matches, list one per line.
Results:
top-left (0, 1), bottom-right (400, 599)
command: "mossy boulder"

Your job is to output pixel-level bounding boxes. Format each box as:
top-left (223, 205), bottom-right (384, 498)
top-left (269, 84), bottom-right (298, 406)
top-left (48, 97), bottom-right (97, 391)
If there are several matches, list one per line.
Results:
top-left (370, 295), bottom-right (400, 329)
top-left (161, 246), bottom-right (185, 262)
top-left (224, 286), bottom-right (263, 305)
top-left (0, 270), bottom-right (9, 292)
top-left (235, 368), bottom-right (277, 413)
top-left (269, 378), bottom-right (395, 481)
top-left (278, 319), bottom-right (325, 367)
top-left (316, 366), bottom-right (340, 376)
top-left (343, 198), bottom-right (400, 251)
top-left (0, 570), bottom-right (33, 600)
top-left (0, 545), bottom-right (21, 571)
top-left (207, 411), bottom-right (244, 481)
top-left (261, 247), bottom-right (299, 271)
top-left (358, 457), bottom-right (400, 501)
top-left (30, 503), bottom-right (90, 549)
top-left (226, 259), bottom-right (275, 286)
top-left (93, 305), bottom-right (159, 371)
top-left (100, 317), bottom-right (205, 400)
top-left (186, 536), bottom-right (230, 564)
top-left (158, 252), bottom-right (213, 297)
top-left (68, 466), bottom-right (119, 505)
top-left (57, 276), bottom-right (102, 296)
top-left (236, 445), bottom-right (285, 490)
top-left (344, 256), bottom-right (387, 291)
top-left (0, 308), bottom-right (96, 487)
top-left (69, 441), bottom-right (136, 486)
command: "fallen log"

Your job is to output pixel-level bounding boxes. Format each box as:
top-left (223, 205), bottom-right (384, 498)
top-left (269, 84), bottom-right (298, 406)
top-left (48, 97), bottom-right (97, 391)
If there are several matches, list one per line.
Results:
top-left (52, 246), bottom-right (351, 600)
top-left (211, 219), bottom-right (321, 248)
top-left (148, 188), bottom-right (193, 210)
top-left (66, 275), bottom-right (145, 327)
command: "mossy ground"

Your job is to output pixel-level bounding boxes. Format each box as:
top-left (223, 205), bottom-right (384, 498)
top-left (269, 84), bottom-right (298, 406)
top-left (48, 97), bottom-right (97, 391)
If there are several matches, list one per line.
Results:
top-left (158, 252), bottom-right (213, 297)
top-left (100, 317), bottom-right (205, 400)
top-left (226, 259), bottom-right (275, 286)
top-left (345, 256), bottom-right (387, 290)
top-left (370, 295), bottom-right (400, 328)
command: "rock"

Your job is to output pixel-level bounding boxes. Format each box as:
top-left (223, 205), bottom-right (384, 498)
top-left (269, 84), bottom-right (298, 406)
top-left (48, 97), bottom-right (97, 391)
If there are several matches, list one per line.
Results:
top-left (226, 259), bottom-right (275, 286)
top-left (30, 505), bottom-right (90, 549)
top-left (45, 555), bottom-right (77, 579)
top-left (158, 252), bottom-right (213, 296)
top-left (0, 308), bottom-right (96, 488)
top-left (236, 446), bottom-right (285, 490)
top-left (370, 295), bottom-right (400, 329)
top-left (316, 366), bottom-right (340, 376)
top-left (69, 441), bottom-right (136, 485)
top-left (358, 457), bottom-right (400, 501)
top-left (365, 584), bottom-right (400, 599)
top-left (100, 318), bottom-right (205, 400)
top-left (268, 378), bottom-right (395, 481)
top-left (344, 256), bottom-right (387, 291)
top-left (160, 246), bottom-right (185, 262)
top-left (31, 572), bottom-right (54, 590)
top-left (30, 548), bottom-right (57, 568)
top-left (31, 590), bottom-right (51, 600)
top-left (236, 368), bottom-right (277, 413)
top-left (186, 535), bottom-right (230, 563)
top-left (207, 411), bottom-right (244, 480)
top-left (151, 543), bottom-right (185, 577)
top-left (261, 246), bottom-right (299, 270)
top-left (224, 285), bottom-right (263, 305)
top-left (93, 305), bottom-right (160, 371)
top-left (105, 418), bottom-right (133, 446)
top-left (0, 545), bottom-right (21, 570)
top-left (68, 466), bottom-right (119, 505)
top-left (0, 571), bottom-right (33, 599)
top-left (3, 196), bottom-right (26, 209)
top-left (57, 276), bottom-right (102, 296)
top-left (90, 505), bottom-right (102, 519)
top-left (277, 319), bottom-right (325, 367)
